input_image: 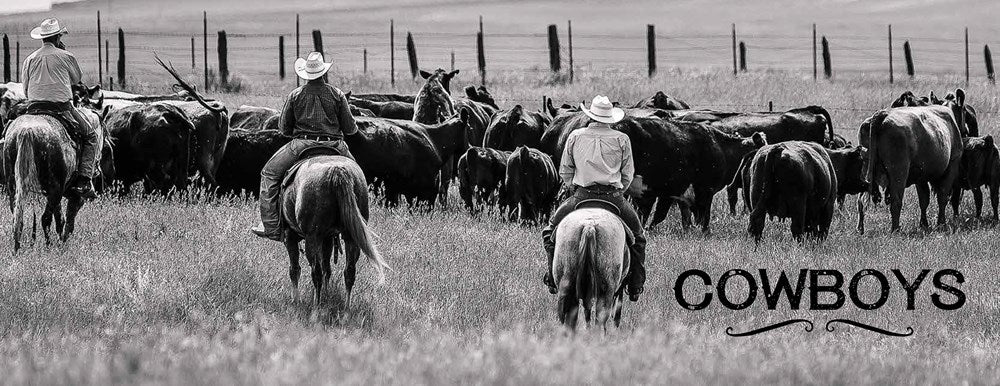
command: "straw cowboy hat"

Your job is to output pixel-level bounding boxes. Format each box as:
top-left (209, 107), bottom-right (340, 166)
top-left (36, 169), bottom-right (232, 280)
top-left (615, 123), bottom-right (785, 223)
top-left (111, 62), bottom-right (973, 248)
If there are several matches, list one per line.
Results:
top-left (30, 18), bottom-right (69, 40)
top-left (294, 52), bottom-right (332, 80)
top-left (581, 95), bottom-right (625, 124)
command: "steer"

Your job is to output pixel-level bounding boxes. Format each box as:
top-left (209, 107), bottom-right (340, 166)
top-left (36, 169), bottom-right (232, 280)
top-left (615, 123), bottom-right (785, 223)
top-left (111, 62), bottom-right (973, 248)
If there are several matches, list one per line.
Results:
top-left (483, 104), bottom-right (551, 151)
top-left (104, 103), bottom-right (193, 194)
top-left (505, 146), bottom-right (561, 223)
top-left (457, 146), bottom-right (512, 214)
top-left (230, 105), bottom-right (279, 132)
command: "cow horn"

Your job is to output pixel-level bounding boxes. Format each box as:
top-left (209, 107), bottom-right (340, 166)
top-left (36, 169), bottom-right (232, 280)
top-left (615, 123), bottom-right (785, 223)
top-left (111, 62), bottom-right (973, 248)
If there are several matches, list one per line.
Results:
top-left (153, 53), bottom-right (225, 115)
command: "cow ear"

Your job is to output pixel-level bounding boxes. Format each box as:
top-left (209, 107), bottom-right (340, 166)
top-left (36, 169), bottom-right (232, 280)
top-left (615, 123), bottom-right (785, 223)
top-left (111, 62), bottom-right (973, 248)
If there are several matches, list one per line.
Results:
top-left (465, 86), bottom-right (477, 99)
top-left (752, 132), bottom-right (767, 147)
top-left (344, 91), bottom-right (352, 99)
top-left (955, 88), bottom-right (966, 107)
top-left (95, 94), bottom-right (104, 110)
top-left (101, 105), bottom-right (111, 122)
top-left (459, 106), bottom-right (470, 123)
top-left (448, 69), bottom-right (460, 79)
top-left (985, 135), bottom-right (994, 147)
top-left (419, 70), bottom-right (432, 79)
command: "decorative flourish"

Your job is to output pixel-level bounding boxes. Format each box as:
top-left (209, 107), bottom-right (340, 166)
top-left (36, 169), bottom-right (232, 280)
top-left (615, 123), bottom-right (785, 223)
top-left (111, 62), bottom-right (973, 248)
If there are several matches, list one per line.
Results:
top-left (824, 319), bottom-right (914, 337)
top-left (725, 319), bottom-right (815, 337)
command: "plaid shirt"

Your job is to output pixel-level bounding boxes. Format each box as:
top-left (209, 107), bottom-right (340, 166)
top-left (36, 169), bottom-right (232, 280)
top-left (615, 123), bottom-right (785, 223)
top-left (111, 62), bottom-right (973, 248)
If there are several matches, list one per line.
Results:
top-left (279, 80), bottom-right (358, 139)
top-left (559, 122), bottom-right (635, 190)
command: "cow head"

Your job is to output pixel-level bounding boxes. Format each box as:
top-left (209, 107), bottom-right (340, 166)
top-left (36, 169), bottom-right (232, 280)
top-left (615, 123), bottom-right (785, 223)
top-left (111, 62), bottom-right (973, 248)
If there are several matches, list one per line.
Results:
top-left (943, 88), bottom-right (968, 136)
top-left (960, 135), bottom-right (998, 189)
top-left (648, 91), bottom-right (689, 110)
top-left (890, 91), bottom-right (927, 107)
top-left (414, 70), bottom-right (456, 124)
top-left (419, 68), bottom-right (459, 94)
top-left (830, 146), bottom-right (870, 195)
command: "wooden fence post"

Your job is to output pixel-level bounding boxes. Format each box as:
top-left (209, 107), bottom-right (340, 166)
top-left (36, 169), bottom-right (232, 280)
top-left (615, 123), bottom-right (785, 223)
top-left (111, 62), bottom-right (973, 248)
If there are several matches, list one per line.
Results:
top-left (278, 36), bottom-right (285, 79)
top-left (217, 30), bottom-right (228, 88)
top-left (731, 24), bottom-right (737, 76)
top-left (311, 29), bottom-right (323, 55)
top-left (986, 45), bottom-right (995, 85)
top-left (363, 48), bottom-right (368, 74)
top-left (477, 30), bottom-right (485, 86)
top-left (567, 20), bottom-right (574, 83)
top-left (888, 24), bottom-right (893, 84)
top-left (390, 19), bottom-right (395, 87)
top-left (739, 41), bottom-right (747, 72)
top-left (768, 101), bottom-right (773, 112)
top-left (965, 27), bottom-right (970, 86)
top-left (117, 28), bottom-right (126, 89)
top-left (647, 24), bottom-right (656, 78)
top-left (191, 37), bottom-right (195, 68)
top-left (406, 32), bottom-right (418, 79)
top-left (450, 51), bottom-right (455, 71)
top-left (904, 40), bottom-right (914, 78)
top-left (812, 23), bottom-right (817, 81)
top-left (2, 34), bottom-right (9, 83)
top-left (97, 11), bottom-right (102, 87)
top-left (15, 39), bottom-right (20, 82)
top-left (203, 11), bottom-right (208, 91)
top-left (547, 24), bottom-right (560, 72)
top-left (105, 40), bottom-right (109, 77)
top-left (822, 36), bottom-right (831, 79)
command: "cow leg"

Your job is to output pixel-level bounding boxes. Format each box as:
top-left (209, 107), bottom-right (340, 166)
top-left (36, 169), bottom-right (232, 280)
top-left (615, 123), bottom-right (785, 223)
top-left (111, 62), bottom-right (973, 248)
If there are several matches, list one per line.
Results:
top-left (635, 196), bottom-right (656, 225)
top-left (916, 182), bottom-right (931, 228)
top-left (62, 196), bottom-right (84, 242)
top-left (285, 232), bottom-right (302, 302)
top-left (694, 187), bottom-right (714, 233)
top-left (649, 196), bottom-right (673, 229)
top-left (726, 184), bottom-right (740, 216)
top-left (438, 158), bottom-right (454, 207)
top-left (748, 208), bottom-right (766, 243)
top-left (884, 173), bottom-right (907, 232)
top-left (972, 188), bottom-right (984, 218)
top-left (950, 187), bottom-right (964, 218)
top-left (789, 197), bottom-right (807, 242)
top-left (991, 184), bottom-right (999, 222)
top-left (935, 162), bottom-right (962, 227)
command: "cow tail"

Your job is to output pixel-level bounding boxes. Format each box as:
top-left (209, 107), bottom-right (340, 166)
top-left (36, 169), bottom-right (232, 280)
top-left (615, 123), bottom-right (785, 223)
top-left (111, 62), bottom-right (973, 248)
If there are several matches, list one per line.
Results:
top-left (458, 149), bottom-right (473, 209)
top-left (333, 170), bottom-right (389, 284)
top-left (866, 110), bottom-right (889, 195)
top-left (576, 223), bottom-right (598, 303)
top-left (749, 147), bottom-right (782, 219)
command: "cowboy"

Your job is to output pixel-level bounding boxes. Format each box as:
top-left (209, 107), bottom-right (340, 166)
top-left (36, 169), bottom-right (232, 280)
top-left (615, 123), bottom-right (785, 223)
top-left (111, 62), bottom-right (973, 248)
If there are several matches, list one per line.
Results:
top-left (21, 18), bottom-right (99, 199)
top-left (251, 52), bottom-right (358, 241)
top-left (541, 95), bottom-right (647, 301)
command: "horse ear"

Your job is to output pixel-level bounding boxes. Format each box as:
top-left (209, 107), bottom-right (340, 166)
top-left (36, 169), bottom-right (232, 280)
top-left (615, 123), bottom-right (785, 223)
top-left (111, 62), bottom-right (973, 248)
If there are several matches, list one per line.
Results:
top-left (419, 70), bottom-right (432, 79)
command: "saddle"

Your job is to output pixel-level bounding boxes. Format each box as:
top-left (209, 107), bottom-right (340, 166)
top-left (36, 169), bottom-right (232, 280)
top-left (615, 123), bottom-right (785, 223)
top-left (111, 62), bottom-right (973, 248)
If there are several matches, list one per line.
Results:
top-left (23, 102), bottom-right (84, 145)
top-left (278, 145), bottom-right (348, 237)
top-left (571, 198), bottom-right (635, 246)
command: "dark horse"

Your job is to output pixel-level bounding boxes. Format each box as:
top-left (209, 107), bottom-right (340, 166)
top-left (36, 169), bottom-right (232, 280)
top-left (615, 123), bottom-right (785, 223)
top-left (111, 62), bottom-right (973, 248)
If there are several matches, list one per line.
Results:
top-left (281, 155), bottom-right (389, 318)
top-left (2, 110), bottom-right (105, 251)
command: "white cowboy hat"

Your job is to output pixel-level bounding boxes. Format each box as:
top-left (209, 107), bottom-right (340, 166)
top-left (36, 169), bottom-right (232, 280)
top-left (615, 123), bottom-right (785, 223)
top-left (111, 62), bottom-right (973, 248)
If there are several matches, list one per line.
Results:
top-left (294, 52), bottom-right (332, 80)
top-left (581, 95), bottom-right (625, 124)
top-left (30, 18), bottom-right (69, 40)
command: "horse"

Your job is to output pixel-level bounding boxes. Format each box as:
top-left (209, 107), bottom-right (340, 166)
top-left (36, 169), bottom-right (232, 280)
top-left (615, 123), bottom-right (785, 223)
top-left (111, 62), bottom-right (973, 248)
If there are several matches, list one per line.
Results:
top-left (552, 207), bottom-right (629, 332)
top-left (280, 155), bottom-right (389, 318)
top-left (2, 109), bottom-right (106, 251)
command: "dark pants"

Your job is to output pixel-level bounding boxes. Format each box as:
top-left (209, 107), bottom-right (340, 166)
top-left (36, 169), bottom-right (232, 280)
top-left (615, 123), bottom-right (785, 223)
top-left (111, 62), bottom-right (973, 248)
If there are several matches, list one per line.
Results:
top-left (542, 185), bottom-right (647, 294)
top-left (25, 101), bottom-right (99, 178)
top-left (259, 138), bottom-right (355, 236)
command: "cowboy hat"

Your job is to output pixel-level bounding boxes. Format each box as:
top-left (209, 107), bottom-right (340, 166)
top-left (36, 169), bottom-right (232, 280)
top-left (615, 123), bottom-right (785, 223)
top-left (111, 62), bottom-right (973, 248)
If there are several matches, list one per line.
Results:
top-left (294, 52), bottom-right (332, 80)
top-left (30, 18), bottom-right (68, 40)
top-left (581, 95), bottom-right (624, 124)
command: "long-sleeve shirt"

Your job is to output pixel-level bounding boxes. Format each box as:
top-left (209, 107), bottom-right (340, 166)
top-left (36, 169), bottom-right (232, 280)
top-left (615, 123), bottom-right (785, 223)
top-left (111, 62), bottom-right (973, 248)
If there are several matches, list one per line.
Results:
top-left (559, 122), bottom-right (635, 189)
top-left (279, 80), bottom-right (358, 139)
top-left (21, 42), bottom-right (82, 103)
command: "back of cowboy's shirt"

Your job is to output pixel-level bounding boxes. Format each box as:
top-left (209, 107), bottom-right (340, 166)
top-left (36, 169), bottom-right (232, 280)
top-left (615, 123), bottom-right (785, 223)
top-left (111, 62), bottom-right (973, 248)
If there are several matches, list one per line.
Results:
top-left (559, 122), bottom-right (635, 189)
top-left (280, 81), bottom-right (358, 139)
top-left (21, 42), bottom-right (82, 103)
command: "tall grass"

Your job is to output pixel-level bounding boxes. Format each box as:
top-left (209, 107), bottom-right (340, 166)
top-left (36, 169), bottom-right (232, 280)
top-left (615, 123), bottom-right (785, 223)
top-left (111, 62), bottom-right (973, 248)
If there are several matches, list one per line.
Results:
top-left (1, 70), bottom-right (999, 384)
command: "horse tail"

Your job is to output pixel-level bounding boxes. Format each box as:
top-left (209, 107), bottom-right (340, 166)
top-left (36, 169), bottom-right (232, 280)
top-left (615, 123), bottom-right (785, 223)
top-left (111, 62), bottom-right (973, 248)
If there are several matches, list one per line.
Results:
top-left (333, 169), bottom-right (389, 284)
top-left (12, 132), bottom-right (39, 248)
top-left (575, 222), bottom-right (599, 303)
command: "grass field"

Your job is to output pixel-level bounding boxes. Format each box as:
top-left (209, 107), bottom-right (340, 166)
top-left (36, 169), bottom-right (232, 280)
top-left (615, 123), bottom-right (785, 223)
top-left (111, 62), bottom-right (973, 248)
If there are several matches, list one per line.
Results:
top-left (2, 0), bottom-right (1000, 384)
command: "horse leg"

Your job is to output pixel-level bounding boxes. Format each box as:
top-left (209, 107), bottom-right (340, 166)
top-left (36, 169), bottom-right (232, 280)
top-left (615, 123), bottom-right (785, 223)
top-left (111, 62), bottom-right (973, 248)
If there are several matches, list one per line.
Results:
top-left (916, 182), bottom-right (931, 228)
top-left (41, 196), bottom-right (57, 245)
top-left (556, 277), bottom-right (578, 332)
top-left (343, 241), bottom-right (361, 311)
top-left (305, 237), bottom-right (325, 321)
top-left (321, 236), bottom-right (334, 290)
top-left (612, 292), bottom-right (625, 328)
top-left (62, 196), bottom-right (84, 242)
top-left (284, 232), bottom-right (302, 303)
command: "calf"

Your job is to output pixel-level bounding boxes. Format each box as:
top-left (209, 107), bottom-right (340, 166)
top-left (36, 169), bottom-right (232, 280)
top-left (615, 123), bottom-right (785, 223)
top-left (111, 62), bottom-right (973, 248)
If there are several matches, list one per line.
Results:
top-left (457, 146), bottom-right (512, 214)
top-left (951, 135), bottom-right (1000, 221)
top-left (505, 146), bottom-right (561, 223)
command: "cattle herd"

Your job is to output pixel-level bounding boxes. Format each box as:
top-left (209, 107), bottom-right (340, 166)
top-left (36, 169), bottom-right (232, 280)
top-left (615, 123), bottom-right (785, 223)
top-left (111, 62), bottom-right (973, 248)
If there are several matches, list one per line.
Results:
top-left (0, 68), bottom-right (994, 243)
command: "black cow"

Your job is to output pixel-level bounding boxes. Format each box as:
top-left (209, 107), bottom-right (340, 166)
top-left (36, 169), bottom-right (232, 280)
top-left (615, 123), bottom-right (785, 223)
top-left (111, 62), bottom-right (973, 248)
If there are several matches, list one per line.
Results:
top-left (230, 105), bottom-right (279, 132)
top-left (351, 93), bottom-right (415, 104)
top-left (542, 96), bottom-right (580, 119)
top-left (683, 106), bottom-right (836, 147)
top-left (483, 104), bottom-right (551, 151)
top-left (105, 103), bottom-right (193, 194)
top-left (458, 146), bottom-right (512, 214)
top-left (951, 135), bottom-right (1000, 221)
top-left (505, 146), bottom-right (561, 223)
top-left (891, 90), bottom-right (979, 137)
top-left (464, 85), bottom-right (499, 116)
top-left (347, 113), bottom-right (470, 207)
top-left (745, 141), bottom-right (838, 242)
top-left (540, 115), bottom-right (766, 231)
top-left (632, 91), bottom-right (690, 110)
top-left (215, 128), bottom-right (291, 197)
top-left (158, 100), bottom-right (230, 186)
top-left (347, 97), bottom-right (414, 120)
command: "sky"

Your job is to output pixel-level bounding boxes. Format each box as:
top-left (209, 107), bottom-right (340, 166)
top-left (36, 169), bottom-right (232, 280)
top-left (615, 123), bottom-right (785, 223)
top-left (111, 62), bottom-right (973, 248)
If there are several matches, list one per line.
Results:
top-left (0, 0), bottom-right (84, 15)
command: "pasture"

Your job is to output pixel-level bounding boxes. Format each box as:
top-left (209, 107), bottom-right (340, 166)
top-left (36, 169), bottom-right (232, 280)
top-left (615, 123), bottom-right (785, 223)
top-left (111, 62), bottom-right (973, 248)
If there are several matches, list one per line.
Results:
top-left (2, 0), bottom-right (1000, 384)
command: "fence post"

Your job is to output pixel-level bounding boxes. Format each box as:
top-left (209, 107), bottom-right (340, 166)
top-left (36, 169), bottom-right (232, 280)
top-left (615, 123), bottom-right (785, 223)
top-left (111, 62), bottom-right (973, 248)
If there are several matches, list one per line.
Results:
top-left (888, 24), bottom-right (893, 84)
top-left (97, 11), bottom-right (102, 87)
top-left (986, 45), bottom-right (995, 85)
top-left (191, 37), bottom-right (195, 68)
top-left (477, 29), bottom-right (485, 86)
top-left (390, 19), bottom-right (395, 87)
top-left (822, 36), bottom-right (831, 79)
top-left (567, 20), bottom-right (574, 83)
top-left (904, 40), bottom-right (914, 78)
top-left (739, 41), bottom-right (747, 72)
top-left (278, 36), bottom-right (285, 79)
top-left (2, 34), bottom-right (9, 83)
top-left (218, 31), bottom-right (228, 89)
top-left (203, 11), bottom-right (208, 91)
top-left (646, 24), bottom-right (656, 78)
top-left (312, 29), bottom-right (327, 81)
top-left (117, 28), bottom-right (126, 89)
top-left (406, 32), bottom-right (419, 79)
top-left (450, 51), bottom-right (455, 71)
top-left (109, 77), bottom-right (113, 91)
top-left (363, 48), bottom-right (368, 74)
top-left (296, 14), bottom-right (300, 87)
top-left (15, 39), bottom-right (20, 82)
top-left (964, 27), bottom-right (969, 86)
top-left (105, 40), bottom-right (109, 77)
top-left (547, 24), bottom-right (560, 72)
top-left (812, 23), bottom-right (817, 81)
top-left (768, 101), bottom-right (773, 112)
